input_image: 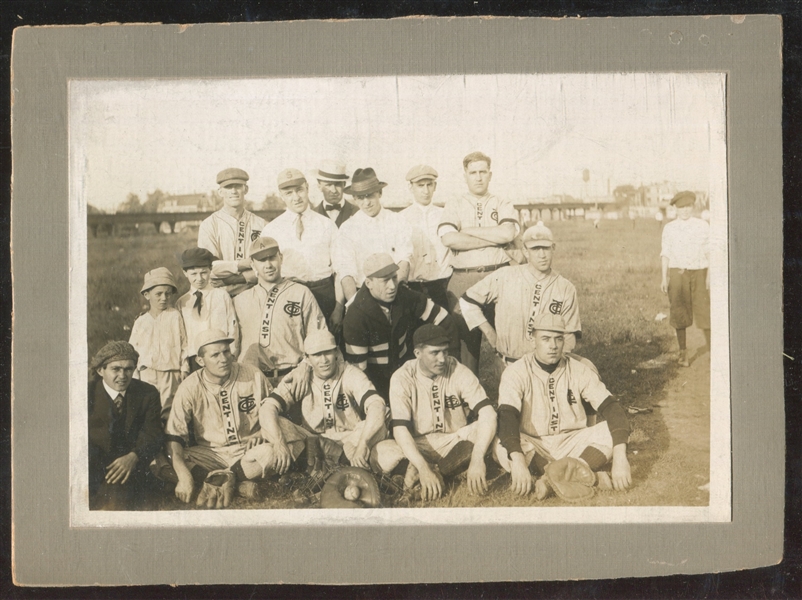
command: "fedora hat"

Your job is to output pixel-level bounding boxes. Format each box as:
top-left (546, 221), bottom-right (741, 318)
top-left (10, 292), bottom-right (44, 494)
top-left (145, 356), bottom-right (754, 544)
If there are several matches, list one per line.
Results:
top-left (344, 168), bottom-right (388, 196)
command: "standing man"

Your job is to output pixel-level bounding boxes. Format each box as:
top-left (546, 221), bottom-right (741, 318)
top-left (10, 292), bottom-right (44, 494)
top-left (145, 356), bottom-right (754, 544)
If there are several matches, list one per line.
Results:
top-left (398, 164), bottom-right (453, 309)
top-left (459, 222), bottom-right (580, 375)
top-left (660, 191), bottom-right (711, 367)
top-left (494, 314), bottom-right (632, 498)
top-left (234, 237), bottom-right (327, 384)
top-left (438, 152), bottom-right (520, 373)
top-left (88, 341), bottom-right (163, 510)
top-left (198, 168), bottom-right (267, 296)
top-left (312, 160), bottom-right (359, 227)
top-left (371, 325), bottom-right (497, 500)
top-left (334, 168), bottom-right (413, 303)
top-left (342, 253), bottom-right (460, 399)
top-left (261, 168), bottom-right (345, 331)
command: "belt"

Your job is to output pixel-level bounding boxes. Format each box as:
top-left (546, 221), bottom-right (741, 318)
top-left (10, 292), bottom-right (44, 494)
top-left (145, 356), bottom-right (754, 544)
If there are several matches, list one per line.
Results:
top-left (496, 351), bottom-right (519, 365)
top-left (669, 267), bottom-right (706, 274)
top-left (452, 263), bottom-right (509, 274)
top-left (266, 365), bottom-right (295, 379)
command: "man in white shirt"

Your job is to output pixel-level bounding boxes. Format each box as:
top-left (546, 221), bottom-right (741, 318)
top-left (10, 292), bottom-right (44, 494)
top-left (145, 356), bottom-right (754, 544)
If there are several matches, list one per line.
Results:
top-left (312, 160), bottom-right (359, 228)
top-left (334, 167), bottom-right (413, 302)
top-left (198, 168), bottom-right (267, 296)
top-left (261, 168), bottom-right (345, 331)
top-left (398, 164), bottom-right (452, 309)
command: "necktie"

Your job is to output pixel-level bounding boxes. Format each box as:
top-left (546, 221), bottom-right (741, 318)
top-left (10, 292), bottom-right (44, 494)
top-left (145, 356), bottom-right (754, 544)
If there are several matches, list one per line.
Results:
top-left (193, 290), bottom-right (203, 315)
top-left (295, 215), bottom-right (304, 240)
top-left (112, 393), bottom-right (123, 416)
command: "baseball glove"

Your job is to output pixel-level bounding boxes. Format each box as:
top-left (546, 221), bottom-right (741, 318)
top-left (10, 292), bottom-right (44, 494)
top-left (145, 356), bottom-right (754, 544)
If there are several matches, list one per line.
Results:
top-left (196, 469), bottom-right (236, 509)
top-left (543, 457), bottom-right (596, 503)
top-left (319, 467), bottom-right (382, 509)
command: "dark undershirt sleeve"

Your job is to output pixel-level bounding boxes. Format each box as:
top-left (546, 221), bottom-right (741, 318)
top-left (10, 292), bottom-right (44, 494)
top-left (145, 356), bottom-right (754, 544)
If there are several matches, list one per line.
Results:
top-left (497, 404), bottom-right (523, 457)
top-left (597, 396), bottom-right (631, 447)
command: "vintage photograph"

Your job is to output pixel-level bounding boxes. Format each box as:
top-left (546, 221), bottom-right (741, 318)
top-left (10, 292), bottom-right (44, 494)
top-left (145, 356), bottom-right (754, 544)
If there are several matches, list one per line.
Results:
top-left (68, 72), bottom-right (730, 526)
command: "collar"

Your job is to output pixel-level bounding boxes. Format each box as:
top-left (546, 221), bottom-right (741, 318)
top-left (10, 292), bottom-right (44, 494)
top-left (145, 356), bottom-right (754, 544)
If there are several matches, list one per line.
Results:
top-left (102, 381), bottom-right (126, 399)
top-left (534, 356), bottom-right (562, 374)
top-left (258, 278), bottom-right (287, 293)
top-left (190, 286), bottom-right (210, 297)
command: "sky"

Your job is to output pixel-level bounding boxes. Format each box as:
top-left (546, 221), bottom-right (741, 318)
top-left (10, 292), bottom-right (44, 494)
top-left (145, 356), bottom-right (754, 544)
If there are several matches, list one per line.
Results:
top-left (70, 73), bottom-right (727, 212)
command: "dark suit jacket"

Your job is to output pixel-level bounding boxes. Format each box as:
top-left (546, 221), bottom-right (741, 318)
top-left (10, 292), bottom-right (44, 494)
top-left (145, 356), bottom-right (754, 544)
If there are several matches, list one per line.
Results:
top-left (88, 378), bottom-right (163, 468)
top-left (313, 199), bottom-right (359, 228)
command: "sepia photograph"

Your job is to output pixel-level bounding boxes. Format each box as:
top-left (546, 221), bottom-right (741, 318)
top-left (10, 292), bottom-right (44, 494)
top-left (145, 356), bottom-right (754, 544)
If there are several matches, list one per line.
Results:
top-left (68, 72), bottom-right (730, 527)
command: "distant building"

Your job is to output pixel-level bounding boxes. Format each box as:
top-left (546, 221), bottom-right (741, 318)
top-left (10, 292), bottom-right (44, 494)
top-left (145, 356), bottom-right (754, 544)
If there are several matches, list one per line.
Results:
top-left (159, 193), bottom-right (209, 213)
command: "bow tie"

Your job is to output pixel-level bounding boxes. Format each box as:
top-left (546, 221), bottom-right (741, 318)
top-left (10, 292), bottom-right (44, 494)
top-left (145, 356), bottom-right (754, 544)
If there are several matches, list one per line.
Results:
top-left (324, 203), bottom-right (341, 212)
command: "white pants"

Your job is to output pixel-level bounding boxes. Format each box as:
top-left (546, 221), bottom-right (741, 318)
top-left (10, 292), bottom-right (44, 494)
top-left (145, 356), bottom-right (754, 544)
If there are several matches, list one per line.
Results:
top-left (137, 367), bottom-right (181, 420)
top-left (372, 422), bottom-right (480, 473)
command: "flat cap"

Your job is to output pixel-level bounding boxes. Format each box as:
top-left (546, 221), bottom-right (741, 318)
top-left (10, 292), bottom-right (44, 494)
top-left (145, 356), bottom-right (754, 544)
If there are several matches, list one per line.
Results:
top-left (406, 164), bottom-right (439, 183)
top-left (217, 168), bottom-right (249, 187)
top-left (317, 160), bottom-right (348, 183)
top-left (670, 191), bottom-right (696, 207)
top-left (249, 236), bottom-right (281, 261)
top-left (363, 253), bottom-right (398, 279)
top-left (91, 340), bottom-right (139, 371)
top-left (195, 329), bottom-right (234, 354)
top-left (304, 331), bottom-right (338, 355)
top-left (522, 221), bottom-right (555, 248)
top-left (180, 247), bottom-right (218, 269)
top-left (530, 313), bottom-right (567, 334)
top-left (141, 267), bottom-right (178, 294)
top-left (277, 168), bottom-right (307, 190)
top-left (413, 324), bottom-right (451, 348)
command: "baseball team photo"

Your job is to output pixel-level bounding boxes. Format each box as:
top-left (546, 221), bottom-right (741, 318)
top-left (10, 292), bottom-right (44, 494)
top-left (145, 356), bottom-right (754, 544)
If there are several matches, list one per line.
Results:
top-left (69, 73), bottom-right (730, 525)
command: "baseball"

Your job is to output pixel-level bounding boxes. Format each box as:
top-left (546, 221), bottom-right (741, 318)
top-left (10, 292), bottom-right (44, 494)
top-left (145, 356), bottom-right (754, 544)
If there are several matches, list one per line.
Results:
top-left (343, 484), bottom-right (361, 501)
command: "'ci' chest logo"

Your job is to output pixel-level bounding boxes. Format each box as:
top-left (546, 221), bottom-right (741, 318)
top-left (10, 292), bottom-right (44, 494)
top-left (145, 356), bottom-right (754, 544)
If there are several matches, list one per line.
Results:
top-left (283, 301), bottom-right (302, 317)
top-left (251, 230), bottom-right (261, 242)
top-left (444, 394), bottom-right (462, 409)
top-left (335, 393), bottom-right (349, 411)
top-left (238, 396), bottom-right (256, 413)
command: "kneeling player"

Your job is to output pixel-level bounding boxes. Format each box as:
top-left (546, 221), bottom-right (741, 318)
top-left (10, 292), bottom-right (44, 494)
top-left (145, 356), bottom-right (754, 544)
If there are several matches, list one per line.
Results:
top-left (265, 331), bottom-right (388, 471)
top-left (372, 324), bottom-right (497, 500)
top-left (493, 313), bottom-right (632, 498)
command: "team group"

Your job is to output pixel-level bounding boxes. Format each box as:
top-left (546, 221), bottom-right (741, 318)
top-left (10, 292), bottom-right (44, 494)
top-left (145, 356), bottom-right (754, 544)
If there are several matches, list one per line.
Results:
top-left (89, 151), bottom-right (637, 510)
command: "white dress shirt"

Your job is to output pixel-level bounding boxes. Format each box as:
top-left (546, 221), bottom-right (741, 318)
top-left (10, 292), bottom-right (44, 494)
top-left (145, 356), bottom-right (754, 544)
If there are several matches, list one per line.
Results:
top-left (261, 208), bottom-right (339, 282)
top-left (398, 202), bottom-right (453, 282)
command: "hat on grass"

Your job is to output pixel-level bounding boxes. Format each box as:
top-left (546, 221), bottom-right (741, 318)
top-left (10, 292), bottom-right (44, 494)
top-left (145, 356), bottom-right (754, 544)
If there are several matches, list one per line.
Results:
top-left (141, 267), bottom-right (178, 294)
top-left (406, 164), bottom-right (439, 183)
top-left (304, 331), bottom-right (338, 355)
top-left (413, 324), bottom-right (451, 348)
top-left (216, 168), bottom-right (249, 187)
top-left (277, 168), bottom-right (307, 190)
top-left (317, 160), bottom-right (349, 183)
top-left (195, 329), bottom-right (234, 354)
top-left (180, 247), bottom-right (218, 270)
top-left (670, 191), bottom-right (696, 208)
top-left (249, 237), bottom-right (281, 261)
top-left (522, 222), bottom-right (555, 248)
top-left (530, 313), bottom-right (567, 334)
top-left (344, 168), bottom-right (388, 196)
top-left (91, 341), bottom-right (139, 371)
top-left (363, 253), bottom-right (398, 279)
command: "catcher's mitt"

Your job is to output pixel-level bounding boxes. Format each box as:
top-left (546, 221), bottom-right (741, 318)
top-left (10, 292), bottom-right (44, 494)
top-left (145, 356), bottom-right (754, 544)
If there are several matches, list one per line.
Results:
top-left (543, 457), bottom-right (596, 503)
top-left (196, 469), bottom-right (236, 509)
top-left (319, 467), bottom-right (381, 509)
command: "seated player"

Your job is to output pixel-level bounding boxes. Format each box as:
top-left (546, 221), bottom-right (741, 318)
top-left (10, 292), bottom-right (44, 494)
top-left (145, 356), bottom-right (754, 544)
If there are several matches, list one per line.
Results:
top-left (265, 330), bottom-right (388, 471)
top-left (371, 325), bottom-right (497, 500)
top-left (493, 313), bottom-right (632, 498)
top-left (88, 341), bottom-right (163, 510)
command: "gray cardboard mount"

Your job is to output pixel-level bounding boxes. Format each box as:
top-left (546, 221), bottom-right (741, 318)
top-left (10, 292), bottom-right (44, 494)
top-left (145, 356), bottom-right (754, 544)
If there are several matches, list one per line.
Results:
top-left (11, 16), bottom-right (783, 585)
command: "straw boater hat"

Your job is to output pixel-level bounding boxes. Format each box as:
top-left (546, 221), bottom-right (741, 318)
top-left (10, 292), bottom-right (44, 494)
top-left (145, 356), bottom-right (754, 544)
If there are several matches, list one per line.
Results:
top-left (344, 168), bottom-right (388, 196)
top-left (317, 160), bottom-right (349, 184)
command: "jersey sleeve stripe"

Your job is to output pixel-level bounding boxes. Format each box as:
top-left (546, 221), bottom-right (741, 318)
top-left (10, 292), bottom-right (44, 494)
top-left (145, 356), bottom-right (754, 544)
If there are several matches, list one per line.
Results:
top-left (391, 419), bottom-right (414, 431)
top-left (419, 299), bottom-right (435, 321)
top-left (345, 343), bottom-right (369, 356)
top-left (498, 217), bottom-right (519, 227)
top-left (470, 398), bottom-right (494, 417)
top-left (460, 293), bottom-right (485, 308)
top-left (433, 309), bottom-right (447, 325)
top-left (437, 222), bottom-right (459, 235)
top-left (368, 343), bottom-right (389, 352)
top-left (268, 392), bottom-right (287, 413)
top-left (165, 434), bottom-right (187, 447)
top-left (367, 356), bottom-right (389, 365)
top-left (359, 390), bottom-right (383, 412)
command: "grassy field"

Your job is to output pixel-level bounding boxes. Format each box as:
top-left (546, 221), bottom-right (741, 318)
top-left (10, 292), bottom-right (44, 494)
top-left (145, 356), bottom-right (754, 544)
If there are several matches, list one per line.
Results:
top-left (87, 218), bottom-right (710, 510)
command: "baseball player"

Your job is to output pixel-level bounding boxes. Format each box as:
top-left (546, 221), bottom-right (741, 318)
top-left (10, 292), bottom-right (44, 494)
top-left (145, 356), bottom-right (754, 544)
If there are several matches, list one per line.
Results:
top-left (438, 151), bottom-right (519, 374)
top-left (175, 247), bottom-right (240, 371)
top-left (459, 222), bottom-right (580, 375)
top-left (660, 191), bottom-right (711, 366)
top-left (265, 330), bottom-right (389, 470)
top-left (342, 253), bottom-right (460, 400)
top-left (164, 329), bottom-right (308, 506)
top-left (372, 324), bottom-right (497, 500)
top-left (260, 168), bottom-right (345, 331)
top-left (312, 160), bottom-right (359, 227)
top-left (198, 168), bottom-right (267, 296)
top-left (333, 167), bottom-right (413, 302)
top-left (234, 236), bottom-right (328, 385)
top-left (494, 313), bottom-right (632, 498)
top-left (398, 164), bottom-right (453, 309)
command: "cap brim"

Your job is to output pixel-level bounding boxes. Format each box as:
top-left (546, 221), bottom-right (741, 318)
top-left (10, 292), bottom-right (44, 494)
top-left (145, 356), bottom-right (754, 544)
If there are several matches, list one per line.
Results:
top-left (251, 249), bottom-right (279, 261)
top-left (219, 178), bottom-right (248, 187)
top-left (306, 343), bottom-right (338, 355)
top-left (524, 240), bottom-right (554, 248)
top-left (198, 337), bottom-right (234, 351)
top-left (141, 279), bottom-right (177, 293)
top-left (408, 175), bottom-right (438, 183)
top-left (417, 336), bottom-right (450, 347)
top-left (366, 262), bottom-right (399, 279)
top-left (278, 177), bottom-right (307, 190)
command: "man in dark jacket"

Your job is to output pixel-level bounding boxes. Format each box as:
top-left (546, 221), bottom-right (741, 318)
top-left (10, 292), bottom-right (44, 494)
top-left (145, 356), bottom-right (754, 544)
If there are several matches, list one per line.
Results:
top-left (342, 253), bottom-right (460, 399)
top-left (88, 341), bottom-right (163, 510)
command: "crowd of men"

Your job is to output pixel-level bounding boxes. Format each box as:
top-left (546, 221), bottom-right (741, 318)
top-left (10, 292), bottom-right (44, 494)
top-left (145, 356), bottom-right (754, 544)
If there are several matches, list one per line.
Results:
top-left (89, 150), bottom-right (711, 511)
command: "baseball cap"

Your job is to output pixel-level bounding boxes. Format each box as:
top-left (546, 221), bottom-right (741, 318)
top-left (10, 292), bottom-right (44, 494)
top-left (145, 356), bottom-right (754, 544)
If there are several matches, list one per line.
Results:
top-left (217, 168), bottom-right (249, 187)
top-left (181, 247), bottom-right (218, 269)
top-left (363, 253), bottom-right (399, 279)
top-left (529, 313), bottom-right (567, 334)
top-left (195, 329), bottom-right (234, 354)
top-left (522, 222), bottom-right (555, 248)
top-left (141, 267), bottom-right (178, 294)
top-left (249, 237), bottom-right (281, 261)
top-left (670, 191), bottom-right (696, 207)
top-left (413, 324), bottom-right (451, 348)
top-left (277, 168), bottom-right (307, 190)
top-left (304, 331), bottom-right (338, 355)
top-left (406, 164), bottom-right (439, 183)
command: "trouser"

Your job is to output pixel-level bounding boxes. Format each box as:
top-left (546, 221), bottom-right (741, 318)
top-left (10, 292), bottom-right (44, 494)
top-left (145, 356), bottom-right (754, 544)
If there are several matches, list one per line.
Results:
top-left (446, 271), bottom-right (496, 373)
top-left (406, 277), bottom-right (451, 311)
top-left (372, 422), bottom-right (481, 473)
top-left (316, 421), bottom-right (389, 466)
top-left (300, 275), bottom-right (337, 330)
top-left (89, 447), bottom-right (154, 510)
top-left (493, 421), bottom-right (614, 473)
top-left (137, 367), bottom-right (181, 420)
top-left (668, 268), bottom-right (710, 330)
